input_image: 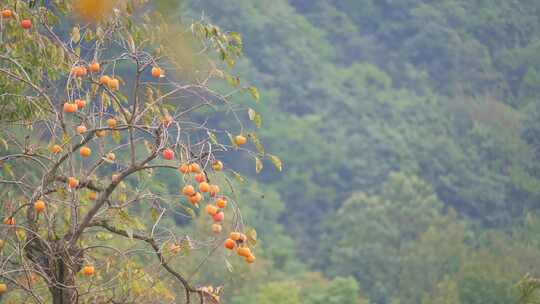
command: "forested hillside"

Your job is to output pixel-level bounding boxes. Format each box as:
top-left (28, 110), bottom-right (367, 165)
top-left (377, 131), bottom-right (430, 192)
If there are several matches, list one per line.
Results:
top-left (184, 1), bottom-right (540, 303)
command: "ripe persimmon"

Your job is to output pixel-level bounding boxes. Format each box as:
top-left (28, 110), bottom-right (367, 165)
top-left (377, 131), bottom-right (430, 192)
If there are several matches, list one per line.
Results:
top-left (189, 192), bottom-right (202, 205)
top-left (89, 62), bottom-right (100, 73)
top-left (151, 66), bottom-right (162, 78)
top-left (179, 164), bottom-right (190, 174)
top-left (216, 197), bottom-right (227, 208)
top-left (212, 160), bottom-right (223, 171)
top-left (76, 125), bottom-right (87, 134)
top-left (195, 173), bottom-right (206, 183)
top-left (67, 177), bottom-right (79, 188)
top-left (2, 9), bottom-right (12, 18)
top-left (0, 283), bottom-right (6, 294)
top-left (162, 148), bottom-right (174, 160)
top-left (234, 134), bottom-right (247, 145)
top-left (82, 265), bottom-right (95, 276)
top-left (73, 66), bottom-right (87, 77)
top-left (3, 217), bottom-right (15, 226)
top-left (199, 182), bottom-right (210, 193)
top-left (230, 232), bottom-right (241, 241)
top-left (182, 185), bottom-right (195, 197)
top-left (224, 239), bottom-right (235, 250)
top-left (99, 75), bottom-right (111, 85)
top-left (75, 99), bottom-right (86, 109)
top-left (80, 146), bottom-right (91, 157)
top-left (50, 144), bottom-right (63, 154)
top-left (212, 211), bottom-right (224, 222)
top-left (63, 102), bottom-right (77, 113)
top-left (189, 163), bottom-right (201, 173)
top-left (34, 200), bottom-right (46, 213)
top-left (205, 204), bottom-right (218, 216)
top-left (245, 254), bottom-right (256, 264)
top-left (21, 19), bottom-right (31, 29)
top-left (237, 247), bottom-right (251, 258)
top-left (106, 118), bottom-right (117, 128)
top-left (108, 78), bottom-right (119, 90)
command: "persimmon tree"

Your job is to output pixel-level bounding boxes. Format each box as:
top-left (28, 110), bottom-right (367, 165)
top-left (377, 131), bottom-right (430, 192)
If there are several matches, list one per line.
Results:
top-left (0, 1), bottom-right (278, 303)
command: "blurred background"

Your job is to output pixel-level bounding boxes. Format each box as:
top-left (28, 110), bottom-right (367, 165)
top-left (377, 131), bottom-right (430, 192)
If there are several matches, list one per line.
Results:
top-left (166, 0), bottom-right (540, 303)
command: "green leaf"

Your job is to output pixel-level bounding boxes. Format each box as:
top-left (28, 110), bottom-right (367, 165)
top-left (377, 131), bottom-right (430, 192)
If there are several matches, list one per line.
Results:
top-left (268, 154), bottom-right (283, 172)
top-left (179, 204), bottom-right (196, 218)
top-left (255, 157), bottom-right (263, 174)
top-left (247, 228), bottom-right (257, 247)
top-left (150, 208), bottom-right (159, 222)
top-left (96, 232), bottom-right (113, 241)
top-left (207, 131), bottom-right (218, 145)
top-left (112, 130), bottom-right (121, 144)
top-left (231, 170), bottom-right (246, 183)
top-left (254, 113), bottom-right (262, 128)
top-left (0, 137), bottom-right (8, 150)
top-left (247, 86), bottom-right (260, 102)
top-left (71, 26), bottom-right (81, 43)
top-left (249, 133), bottom-right (265, 155)
top-left (180, 239), bottom-right (191, 256)
top-left (3, 163), bottom-right (14, 178)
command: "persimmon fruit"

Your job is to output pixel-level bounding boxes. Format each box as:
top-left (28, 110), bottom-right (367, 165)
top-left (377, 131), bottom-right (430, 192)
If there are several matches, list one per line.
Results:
top-left (107, 118), bottom-right (117, 128)
top-left (182, 185), bottom-right (195, 197)
top-left (151, 66), bottom-right (162, 78)
top-left (212, 211), bottom-right (224, 222)
top-left (34, 200), bottom-right (45, 213)
top-left (235, 134), bottom-right (247, 145)
top-left (76, 125), bottom-right (87, 134)
top-left (82, 266), bottom-right (95, 277)
top-left (224, 239), bottom-right (235, 250)
top-left (216, 198), bottom-right (227, 208)
top-left (199, 182), bottom-right (210, 193)
top-left (68, 177), bottom-right (79, 188)
top-left (162, 149), bottom-right (174, 160)
top-left (80, 146), bottom-right (91, 157)
top-left (237, 247), bottom-right (251, 258)
top-left (212, 160), bottom-right (223, 171)
top-left (89, 62), bottom-right (100, 73)
top-left (205, 204), bottom-right (218, 216)
top-left (75, 99), bottom-right (86, 109)
top-left (63, 102), bottom-right (77, 113)
top-left (189, 192), bottom-right (202, 205)
top-left (179, 164), bottom-right (190, 174)
top-left (50, 144), bottom-right (63, 154)
top-left (1, 9), bottom-right (12, 18)
top-left (21, 19), bottom-right (31, 29)
top-left (195, 173), bottom-right (206, 183)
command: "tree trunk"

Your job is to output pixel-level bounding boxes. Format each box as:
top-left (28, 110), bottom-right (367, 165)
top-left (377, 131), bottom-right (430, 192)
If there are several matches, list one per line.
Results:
top-left (48, 244), bottom-right (82, 304)
top-left (50, 259), bottom-right (78, 304)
